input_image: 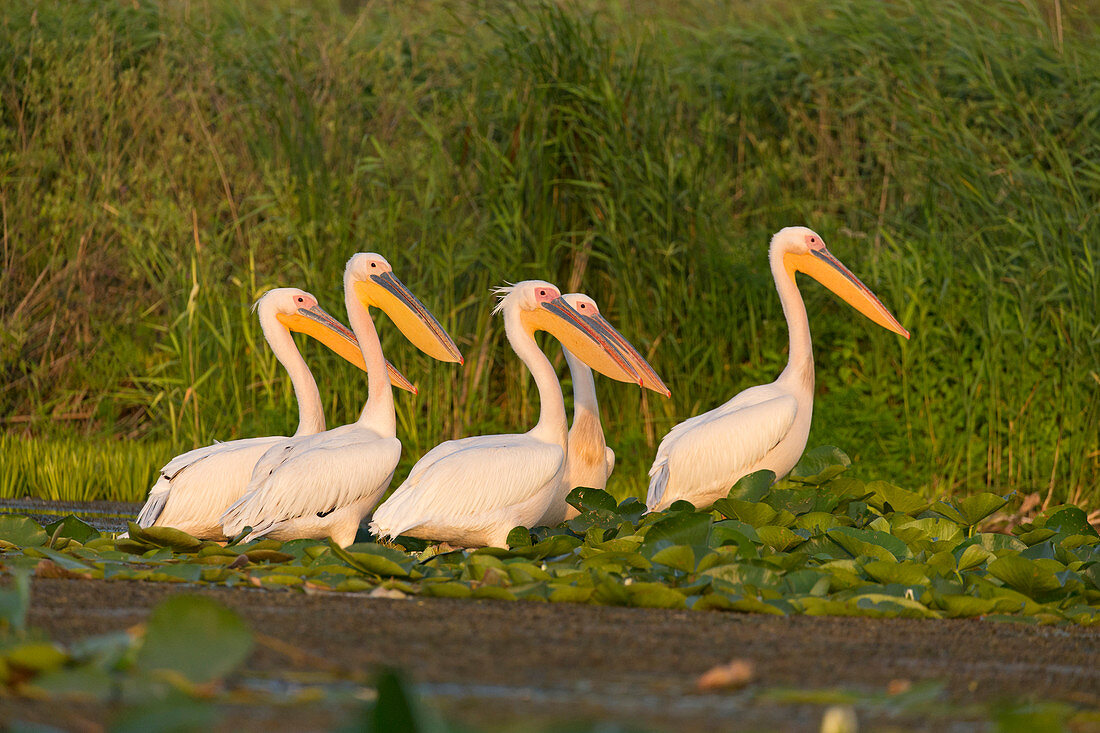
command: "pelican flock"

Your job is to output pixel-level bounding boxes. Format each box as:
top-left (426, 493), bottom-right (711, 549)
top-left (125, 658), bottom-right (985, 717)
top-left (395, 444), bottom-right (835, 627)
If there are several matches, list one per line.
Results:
top-left (133, 287), bottom-right (415, 540)
top-left (136, 226), bottom-right (908, 548)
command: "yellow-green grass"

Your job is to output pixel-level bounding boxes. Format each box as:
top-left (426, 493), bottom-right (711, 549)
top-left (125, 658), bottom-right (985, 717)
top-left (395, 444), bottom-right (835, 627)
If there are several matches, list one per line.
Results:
top-left (1, 0), bottom-right (1097, 506)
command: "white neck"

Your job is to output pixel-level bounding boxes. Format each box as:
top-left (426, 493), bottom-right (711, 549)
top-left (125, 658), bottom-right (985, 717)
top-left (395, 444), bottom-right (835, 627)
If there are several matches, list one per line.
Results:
top-left (564, 347), bottom-right (600, 423)
top-left (258, 309), bottom-right (325, 436)
top-left (769, 245), bottom-right (815, 390)
top-left (506, 309), bottom-right (567, 448)
top-left (345, 277), bottom-right (396, 437)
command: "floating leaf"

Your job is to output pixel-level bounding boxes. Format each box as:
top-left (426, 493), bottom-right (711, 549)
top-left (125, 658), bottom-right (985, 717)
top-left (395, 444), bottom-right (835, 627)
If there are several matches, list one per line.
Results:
top-left (0, 515), bottom-right (47, 548)
top-left (724, 470), bottom-right (775, 502)
top-left (627, 582), bottom-right (687, 609)
top-left (932, 493), bottom-right (1009, 527)
top-left (864, 481), bottom-right (930, 516)
top-left (641, 511), bottom-right (711, 550)
top-left (135, 595), bottom-right (253, 684)
top-left (789, 446), bottom-right (851, 485)
top-left (506, 526), bottom-right (533, 548)
top-left (329, 541), bottom-right (413, 578)
top-left (712, 499), bottom-right (777, 528)
top-left (987, 556), bottom-right (1064, 599)
top-left (757, 526), bottom-right (807, 552)
top-left (128, 524), bottom-right (204, 553)
top-left (650, 544), bottom-right (695, 573)
top-left (827, 527), bottom-right (908, 562)
top-left (1042, 506), bottom-right (1100, 538)
top-left (565, 486), bottom-right (617, 514)
top-left (42, 515), bottom-right (101, 544)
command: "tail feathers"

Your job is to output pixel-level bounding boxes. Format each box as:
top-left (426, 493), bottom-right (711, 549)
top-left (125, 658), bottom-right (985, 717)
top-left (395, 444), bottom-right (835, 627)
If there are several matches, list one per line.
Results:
top-left (136, 480), bottom-right (171, 528)
top-left (646, 460), bottom-right (669, 511)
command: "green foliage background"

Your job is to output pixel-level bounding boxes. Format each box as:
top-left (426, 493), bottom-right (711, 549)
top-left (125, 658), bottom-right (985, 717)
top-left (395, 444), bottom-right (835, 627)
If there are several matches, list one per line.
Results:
top-left (1, 0), bottom-right (1097, 504)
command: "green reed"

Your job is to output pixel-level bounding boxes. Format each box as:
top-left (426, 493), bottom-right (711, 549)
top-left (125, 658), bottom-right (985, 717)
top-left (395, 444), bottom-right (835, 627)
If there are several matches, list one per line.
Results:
top-left (1, 0), bottom-right (1096, 505)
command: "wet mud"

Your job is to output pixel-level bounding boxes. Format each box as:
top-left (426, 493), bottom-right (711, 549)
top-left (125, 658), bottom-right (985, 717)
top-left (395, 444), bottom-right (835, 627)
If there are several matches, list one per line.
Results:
top-left (9, 577), bottom-right (1100, 731)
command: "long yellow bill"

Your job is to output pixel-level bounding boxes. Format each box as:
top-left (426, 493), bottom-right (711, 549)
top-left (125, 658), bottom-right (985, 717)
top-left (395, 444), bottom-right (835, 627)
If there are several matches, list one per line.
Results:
top-left (524, 298), bottom-right (641, 385)
top-left (578, 311), bottom-right (670, 397)
top-left (353, 272), bottom-right (463, 364)
top-left (277, 305), bottom-right (418, 394)
top-left (786, 249), bottom-right (910, 338)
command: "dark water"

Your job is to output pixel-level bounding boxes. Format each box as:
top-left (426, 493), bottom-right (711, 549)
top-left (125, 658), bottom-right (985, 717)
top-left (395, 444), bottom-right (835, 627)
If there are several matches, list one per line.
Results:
top-left (0, 498), bottom-right (139, 533)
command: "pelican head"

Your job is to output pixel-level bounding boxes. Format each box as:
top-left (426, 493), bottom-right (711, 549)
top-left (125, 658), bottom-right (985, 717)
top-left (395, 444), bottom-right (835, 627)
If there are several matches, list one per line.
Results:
top-left (562, 293), bottom-right (670, 397)
top-left (771, 227), bottom-right (910, 339)
top-left (493, 281), bottom-right (641, 385)
top-left (259, 287), bottom-right (417, 393)
top-left (345, 253), bottom-right (463, 364)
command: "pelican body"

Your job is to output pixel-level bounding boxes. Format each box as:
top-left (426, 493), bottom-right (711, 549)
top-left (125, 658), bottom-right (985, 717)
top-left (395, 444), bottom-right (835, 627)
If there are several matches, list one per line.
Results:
top-left (220, 254), bottom-right (461, 547)
top-left (646, 227), bottom-right (909, 511)
top-left (536, 293), bottom-right (669, 527)
top-left (371, 281), bottom-right (664, 548)
top-left (134, 288), bottom-right (414, 539)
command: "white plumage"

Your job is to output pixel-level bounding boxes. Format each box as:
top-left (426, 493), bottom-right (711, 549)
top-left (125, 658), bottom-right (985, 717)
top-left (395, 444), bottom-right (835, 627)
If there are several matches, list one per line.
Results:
top-left (372, 281), bottom-right (646, 548)
top-left (133, 288), bottom-right (374, 539)
top-left (646, 226), bottom-right (910, 511)
top-left (220, 253), bottom-right (461, 547)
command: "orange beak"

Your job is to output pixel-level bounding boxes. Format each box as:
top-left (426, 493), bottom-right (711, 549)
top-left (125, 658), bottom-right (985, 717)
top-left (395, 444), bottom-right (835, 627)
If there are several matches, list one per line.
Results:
top-left (785, 248), bottom-right (910, 338)
top-left (522, 298), bottom-right (641, 385)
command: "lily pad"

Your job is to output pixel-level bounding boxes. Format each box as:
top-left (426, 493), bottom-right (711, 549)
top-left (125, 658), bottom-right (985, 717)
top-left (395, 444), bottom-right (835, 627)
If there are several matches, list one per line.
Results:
top-left (789, 446), bottom-right (851, 485)
top-left (0, 515), bottom-right (48, 548)
top-left (42, 515), bottom-right (101, 544)
top-left (135, 595), bottom-right (254, 684)
top-left (987, 556), bottom-right (1064, 599)
top-left (932, 493), bottom-right (1010, 527)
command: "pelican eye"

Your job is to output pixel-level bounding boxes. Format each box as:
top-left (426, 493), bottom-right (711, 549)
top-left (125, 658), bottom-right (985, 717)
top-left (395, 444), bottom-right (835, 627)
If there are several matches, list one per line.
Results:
top-left (297, 297), bottom-right (304, 303)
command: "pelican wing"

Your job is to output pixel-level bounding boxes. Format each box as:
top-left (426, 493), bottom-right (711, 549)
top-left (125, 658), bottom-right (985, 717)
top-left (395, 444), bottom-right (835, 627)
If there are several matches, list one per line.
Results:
top-left (372, 434), bottom-right (564, 538)
top-left (137, 436), bottom-right (283, 530)
top-left (647, 391), bottom-right (798, 510)
top-left (220, 427), bottom-right (400, 539)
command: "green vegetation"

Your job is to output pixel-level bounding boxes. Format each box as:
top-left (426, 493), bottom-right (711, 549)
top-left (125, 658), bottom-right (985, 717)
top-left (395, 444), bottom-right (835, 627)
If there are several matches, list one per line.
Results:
top-left (1, 449), bottom-right (1097, 623)
top-left (1, 0), bottom-right (1097, 505)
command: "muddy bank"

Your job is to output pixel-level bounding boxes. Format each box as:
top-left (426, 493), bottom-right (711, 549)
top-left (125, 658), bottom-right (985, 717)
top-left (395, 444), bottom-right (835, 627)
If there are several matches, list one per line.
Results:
top-left (10, 578), bottom-right (1100, 731)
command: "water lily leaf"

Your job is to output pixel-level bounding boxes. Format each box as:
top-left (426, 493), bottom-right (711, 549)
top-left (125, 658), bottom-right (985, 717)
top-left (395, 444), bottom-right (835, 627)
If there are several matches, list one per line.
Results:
top-left (130, 525), bottom-right (204, 553)
top-left (243, 549), bottom-right (295, 564)
top-left (757, 525), bottom-right (807, 552)
top-left (614, 498), bottom-right (648, 524)
top-left (513, 534), bottom-right (583, 560)
top-left (29, 666), bottom-right (113, 701)
top-left (827, 527), bottom-right (908, 562)
top-left (789, 446), bottom-right (851, 485)
top-left (506, 527), bottom-right (533, 548)
top-left (650, 544), bottom-right (695, 573)
top-left (712, 499), bottom-right (777, 528)
top-left (641, 511), bottom-right (711, 551)
top-left (330, 542), bottom-right (413, 577)
top-left (851, 593), bottom-right (939, 619)
top-left (566, 487), bottom-right (617, 514)
top-left (548, 584), bottom-right (594, 604)
top-left (938, 594), bottom-right (1023, 618)
top-left (987, 556), bottom-right (1064, 598)
top-left (864, 481), bottom-right (930, 516)
top-left (42, 515), bottom-right (101, 544)
top-left (862, 560), bottom-right (928, 586)
top-left (627, 582), bottom-right (687, 609)
top-left (724, 470), bottom-right (775, 502)
top-left (0, 515), bottom-right (47, 548)
top-left (1042, 506), bottom-right (1100, 538)
top-left (763, 489), bottom-right (820, 517)
top-left (956, 543), bottom-right (994, 571)
top-left (134, 595), bottom-right (252, 684)
top-left (932, 493), bottom-right (1009, 527)
top-left (4, 641), bottom-right (68, 675)
top-left (792, 511), bottom-right (843, 533)
top-left (112, 693), bottom-right (218, 733)
top-left (1017, 528), bottom-right (1057, 546)
top-left (419, 581), bottom-right (471, 598)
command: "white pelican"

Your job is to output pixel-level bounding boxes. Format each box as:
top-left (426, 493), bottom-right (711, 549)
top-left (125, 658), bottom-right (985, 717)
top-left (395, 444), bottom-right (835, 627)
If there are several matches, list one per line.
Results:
top-left (535, 293), bottom-right (670, 527)
top-left (646, 226), bottom-right (910, 511)
top-left (220, 253), bottom-right (462, 547)
top-left (133, 288), bottom-right (415, 539)
top-left (370, 281), bottom-right (653, 548)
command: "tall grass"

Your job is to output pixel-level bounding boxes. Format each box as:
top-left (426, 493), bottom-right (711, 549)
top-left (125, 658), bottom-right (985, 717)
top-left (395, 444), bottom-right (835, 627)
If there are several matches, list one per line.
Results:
top-left (1, 0), bottom-right (1096, 505)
